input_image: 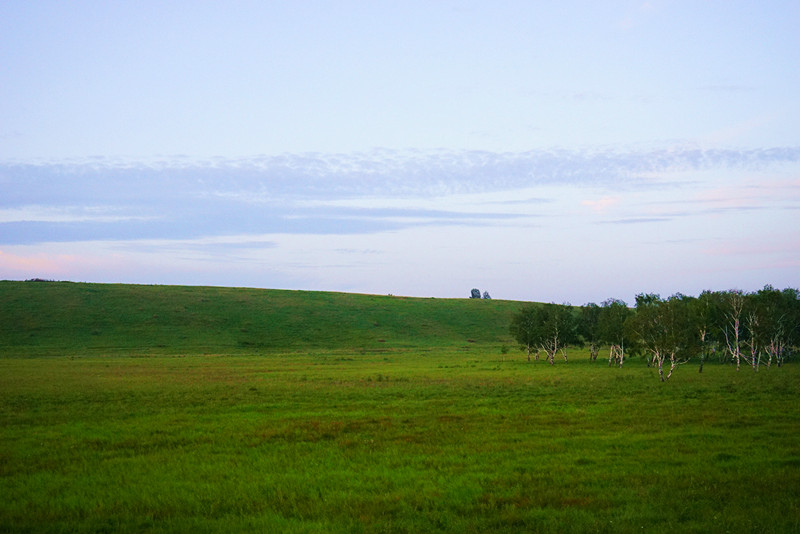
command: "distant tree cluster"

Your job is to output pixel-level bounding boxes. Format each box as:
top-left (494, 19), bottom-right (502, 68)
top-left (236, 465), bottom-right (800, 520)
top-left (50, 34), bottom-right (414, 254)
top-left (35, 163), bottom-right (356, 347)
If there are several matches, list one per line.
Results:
top-left (509, 303), bottom-right (578, 364)
top-left (470, 288), bottom-right (491, 299)
top-left (510, 285), bottom-right (800, 381)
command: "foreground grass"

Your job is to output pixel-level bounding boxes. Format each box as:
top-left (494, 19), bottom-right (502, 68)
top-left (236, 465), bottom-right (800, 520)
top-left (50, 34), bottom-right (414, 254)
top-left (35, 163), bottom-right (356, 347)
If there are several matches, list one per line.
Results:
top-left (2, 352), bottom-right (798, 533)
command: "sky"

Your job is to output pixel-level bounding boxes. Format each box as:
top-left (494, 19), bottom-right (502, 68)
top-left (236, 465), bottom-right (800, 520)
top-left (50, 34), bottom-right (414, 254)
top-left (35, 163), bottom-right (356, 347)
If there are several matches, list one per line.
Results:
top-left (1, 1), bottom-right (799, 304)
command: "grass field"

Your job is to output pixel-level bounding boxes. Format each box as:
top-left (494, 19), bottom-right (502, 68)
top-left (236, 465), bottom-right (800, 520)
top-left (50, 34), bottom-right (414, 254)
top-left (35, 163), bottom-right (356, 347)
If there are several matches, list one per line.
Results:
top-left (1, 282), bottom-right (799, 532)
top-left (0, 281), bottom-right (520, 356)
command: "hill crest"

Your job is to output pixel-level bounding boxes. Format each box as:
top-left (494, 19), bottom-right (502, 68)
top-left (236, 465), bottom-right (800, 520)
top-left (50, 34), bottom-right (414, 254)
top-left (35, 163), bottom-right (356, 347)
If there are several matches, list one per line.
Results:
top-left (0, 281), bottom-right (523, 356)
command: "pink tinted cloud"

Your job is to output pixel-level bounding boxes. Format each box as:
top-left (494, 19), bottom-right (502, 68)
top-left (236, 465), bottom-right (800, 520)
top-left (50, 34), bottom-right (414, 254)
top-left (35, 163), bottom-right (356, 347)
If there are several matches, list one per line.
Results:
top-left (0, 248), bottom-right (132, 280)
top-left (0, 249), bottom-right (78, 276)
top-left (745, 176), bottom-right (800, 193)
top-left (581, 196), bottom-right (620, 214)
top-left (696, 177), bottom-right (800, 211)
top-left (694, 186), bottom-right (761, 210)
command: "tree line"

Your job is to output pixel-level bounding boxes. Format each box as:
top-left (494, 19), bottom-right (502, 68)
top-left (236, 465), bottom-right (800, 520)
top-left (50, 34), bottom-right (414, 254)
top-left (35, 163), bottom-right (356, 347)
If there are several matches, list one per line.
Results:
top-left (509, 285), bottom-right (800, 381)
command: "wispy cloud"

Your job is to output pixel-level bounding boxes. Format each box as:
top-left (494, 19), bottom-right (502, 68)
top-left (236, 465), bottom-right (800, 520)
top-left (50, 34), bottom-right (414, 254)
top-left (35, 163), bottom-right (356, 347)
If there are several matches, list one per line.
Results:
top-left (600, 217), bottom-right (671, 225)
top-left (693, 177), bottom-right (800, 212)
top-left (6, 145), bottom-right (799, 202)
top-left (2, 145), bottom-right (799, 301)
top-left (0, 205), bottom-right (157, 223)
top-left (2, 145), bottom-right (798, 247)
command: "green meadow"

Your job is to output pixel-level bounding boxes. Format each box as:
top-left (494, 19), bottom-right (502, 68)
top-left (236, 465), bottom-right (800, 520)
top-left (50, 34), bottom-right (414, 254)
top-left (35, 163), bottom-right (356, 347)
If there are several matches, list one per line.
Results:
top-left (1, 282), bottom-right (799, 532)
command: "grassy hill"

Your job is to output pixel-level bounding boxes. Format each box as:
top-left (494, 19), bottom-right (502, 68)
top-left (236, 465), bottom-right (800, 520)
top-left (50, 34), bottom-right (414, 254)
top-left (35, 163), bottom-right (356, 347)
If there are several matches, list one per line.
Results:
top-left (0, 281), bottom-right (523, 356)
top-left (3, 281), bottom-right (800, 531)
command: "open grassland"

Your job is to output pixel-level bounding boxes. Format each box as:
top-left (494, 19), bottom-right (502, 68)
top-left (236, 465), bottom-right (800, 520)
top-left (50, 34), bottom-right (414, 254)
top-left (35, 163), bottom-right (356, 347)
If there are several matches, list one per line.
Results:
top-left (0, 281), bottom-right (520, 356)
top-left (1, 282), bottom-right (799, 532)
top-left (3, 353), bottom-right (800, 532)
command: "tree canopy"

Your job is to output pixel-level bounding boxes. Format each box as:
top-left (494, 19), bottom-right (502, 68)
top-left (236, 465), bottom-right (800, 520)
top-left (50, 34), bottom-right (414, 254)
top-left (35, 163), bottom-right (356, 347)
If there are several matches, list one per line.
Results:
top-left (510, 285), bottom-right (799, 380)
top-left (510, 303), bottom-right (578, 364)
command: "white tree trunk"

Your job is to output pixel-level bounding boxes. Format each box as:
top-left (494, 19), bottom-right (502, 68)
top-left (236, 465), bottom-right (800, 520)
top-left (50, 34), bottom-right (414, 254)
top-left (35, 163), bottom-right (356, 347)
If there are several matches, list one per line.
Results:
top-left (724, 293), bottom-right (744, 371)
top-left (608, 345), bottom-right (623, 368)
top-left (654, 350), bottom-right (666, 381)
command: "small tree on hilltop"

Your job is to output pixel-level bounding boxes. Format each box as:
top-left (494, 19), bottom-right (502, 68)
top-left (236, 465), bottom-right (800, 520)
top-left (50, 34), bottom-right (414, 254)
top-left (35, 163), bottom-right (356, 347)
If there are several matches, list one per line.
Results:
top-left (470, 288), bottom-right (481, 299)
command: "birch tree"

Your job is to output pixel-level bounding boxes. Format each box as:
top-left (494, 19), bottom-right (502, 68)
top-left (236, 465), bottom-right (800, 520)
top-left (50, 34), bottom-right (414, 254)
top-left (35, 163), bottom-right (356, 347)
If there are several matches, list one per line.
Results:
top-left (509, 303), bottom-right (578, 364)
top-left (689, 291), bottom-right (724, 373)
top-left (750, 286), bottom-right (800, 368)
top-left (578, 302), bottom-right (601, 361)
top-left (537, 303), bottom-right (578, 364)
top-left (630, 293), bottom-right (697, 381)
top-left (722, 290), bottom-right (745, 371)
top-left (510, 305), bottom-right (539, 362)
top-left (598, 298), bottom-right (632, 367)
top-left (743, 309), bottom-right (762, 371)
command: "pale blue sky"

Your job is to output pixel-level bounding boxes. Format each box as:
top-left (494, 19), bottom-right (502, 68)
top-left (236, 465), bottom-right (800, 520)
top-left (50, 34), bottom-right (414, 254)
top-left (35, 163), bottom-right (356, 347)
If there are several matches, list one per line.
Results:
top-left (1, 1), bottom-right (798, 303)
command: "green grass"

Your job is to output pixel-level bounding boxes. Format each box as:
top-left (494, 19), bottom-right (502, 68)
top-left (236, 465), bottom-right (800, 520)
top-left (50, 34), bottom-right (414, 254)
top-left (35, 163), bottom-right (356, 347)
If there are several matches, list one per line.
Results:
top-left (2, 354), bottom-right (799, 532)
top-left (1, 282), bottom-right (799, 532)
top-left (0, 281), bottom-right (520, 356)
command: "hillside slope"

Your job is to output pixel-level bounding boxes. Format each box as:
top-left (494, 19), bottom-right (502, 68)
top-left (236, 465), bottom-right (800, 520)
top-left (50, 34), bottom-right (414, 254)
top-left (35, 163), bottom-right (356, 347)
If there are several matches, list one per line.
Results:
top-left (0, 281), bottom-right (524, 356)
